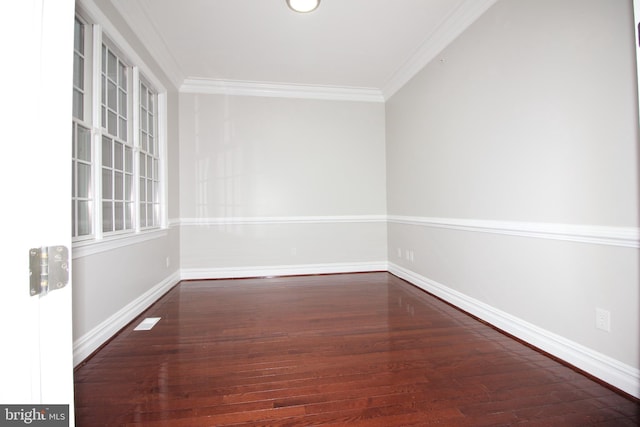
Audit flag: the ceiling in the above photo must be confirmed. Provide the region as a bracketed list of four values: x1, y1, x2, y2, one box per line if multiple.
[111, 0, 497, 100]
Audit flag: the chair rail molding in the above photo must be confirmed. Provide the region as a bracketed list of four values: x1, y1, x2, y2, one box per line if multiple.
[388, 215, 640, 248]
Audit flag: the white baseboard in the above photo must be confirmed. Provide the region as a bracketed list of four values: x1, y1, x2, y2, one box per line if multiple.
[72, 271, 181, 367]
[388, 262, 640, 399]
[180, 261, 389, 281]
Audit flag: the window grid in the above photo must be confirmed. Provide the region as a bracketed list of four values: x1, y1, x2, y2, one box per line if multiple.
[72, 14, 165, 243]
[101, 44, 128, 141]
[101, 43, 134, 234]
[73, 17, 85, 121]
[72, 122, 93, 238]
[72, 17, 93, 239]
[101, 136, 134, 233]
[139, 81, 160, 229]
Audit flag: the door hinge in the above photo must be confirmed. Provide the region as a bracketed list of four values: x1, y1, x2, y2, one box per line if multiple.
[29, 246, 69, 297]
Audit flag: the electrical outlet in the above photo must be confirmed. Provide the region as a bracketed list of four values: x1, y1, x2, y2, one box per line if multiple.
[165, 257, 170, 268]
[595, 308, 611, 332]
[397, 248, 402, 258]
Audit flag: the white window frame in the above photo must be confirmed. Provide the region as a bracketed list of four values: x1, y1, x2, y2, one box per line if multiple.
[73, 1, 168, 259]
[138, 75, 161, 231]
[100, 37, 135, 236]
[72, 14, 95, 241]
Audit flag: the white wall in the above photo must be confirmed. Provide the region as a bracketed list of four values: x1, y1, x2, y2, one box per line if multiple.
[386, 0, 639, 396]
[178, 94, 387, 276]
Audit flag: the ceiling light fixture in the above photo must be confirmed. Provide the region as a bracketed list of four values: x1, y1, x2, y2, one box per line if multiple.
[286, 0, 320, 13]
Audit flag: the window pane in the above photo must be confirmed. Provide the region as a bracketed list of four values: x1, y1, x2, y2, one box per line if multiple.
[153, 204, 160, 227]
[114, 171, 123, 199]
[125, 202, 133, 229]
[102, 45, 107, 73]
[153, 159, 159, 179]
[114, 202, 124, 231]
[107, 80, 117, 110]
[147, 204, 153, 227]
[72, 161, 76, 194]
[125, 147, 132, 173]
[149, 136, 155, 155]
[78, 200, 92, 236]
[77, 163, 91, 198]
[74, 55, 84, 90]
[119, 62, 127, 87]
[102, 202, 113, 232]
[101, 74, 106, 104]
[72, 200, 76, 237]
[101, 106, 106, 130]
[147, 156, 153, 179]
[74, 19, 83, 52]
[139, 177, 146, 201]
[108, 110, 117, 135]
[119, 117, 127, 141]
[140, 204, 146, 228]
[107, 50, 117, 81]
[139, 155, 146, 177]
[147, 180, 153, 204]
[102, 136, 112, 167]
[140, 85, 148, 107]
[119, 89, 127, 116]
[125, 175, 132, 201]
[73, 90, 83, 120]
[140, 133, 147, 152]
[77, 126, 91, 161]
[102, 168, 112, 199]
[141, 109, 147, 132]
[114, 142, 123, 170]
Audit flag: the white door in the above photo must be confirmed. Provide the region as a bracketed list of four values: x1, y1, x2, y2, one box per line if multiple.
[0, 0, 75, 421]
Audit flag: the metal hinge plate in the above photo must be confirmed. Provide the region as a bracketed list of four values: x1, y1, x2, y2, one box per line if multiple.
[29, 246, 69, 297]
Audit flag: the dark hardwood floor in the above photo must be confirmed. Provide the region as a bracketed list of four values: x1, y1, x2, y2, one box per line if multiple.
[74, 273, 639, 426]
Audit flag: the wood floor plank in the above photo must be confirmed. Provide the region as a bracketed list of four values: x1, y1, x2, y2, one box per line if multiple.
[74, 272, 640, 425]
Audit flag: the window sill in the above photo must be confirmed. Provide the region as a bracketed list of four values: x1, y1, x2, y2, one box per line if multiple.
[72, 228, 168, 259]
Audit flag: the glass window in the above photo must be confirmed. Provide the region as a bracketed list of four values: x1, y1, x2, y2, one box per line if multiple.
[72, 13, 165, 243]
[139, 80, 160, 229]
[72, 17, 93, 239]
[72, 18, 85, 121]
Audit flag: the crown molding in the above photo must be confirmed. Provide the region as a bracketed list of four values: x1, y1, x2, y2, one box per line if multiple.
[180, 78, 385, 103]
[381, 0, 498, 100]
[110, 0, 185, 90]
